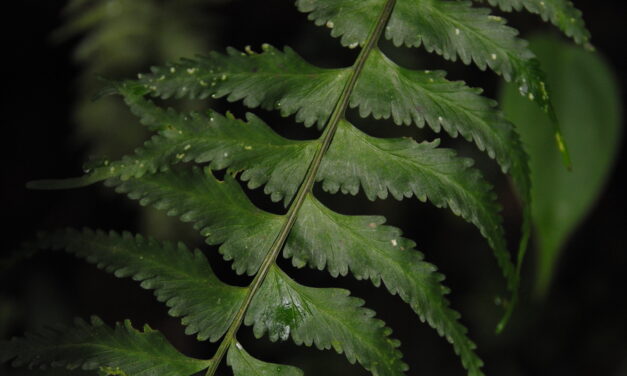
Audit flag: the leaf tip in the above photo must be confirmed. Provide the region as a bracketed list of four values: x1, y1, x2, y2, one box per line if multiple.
[554, 131, 572, 171]
[26, 175, 102, 190]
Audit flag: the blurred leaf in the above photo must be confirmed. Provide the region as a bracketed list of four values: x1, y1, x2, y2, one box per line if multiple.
[500, 34, 622, 295]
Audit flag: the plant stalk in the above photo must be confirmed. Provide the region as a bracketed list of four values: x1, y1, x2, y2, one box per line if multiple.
[204, 1, 396, 374]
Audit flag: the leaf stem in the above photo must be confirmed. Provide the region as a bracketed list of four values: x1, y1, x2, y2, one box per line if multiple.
[204, 1, 396, 374]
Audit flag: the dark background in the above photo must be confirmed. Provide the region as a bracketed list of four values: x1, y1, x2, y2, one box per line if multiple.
[1, 1, 626, 375]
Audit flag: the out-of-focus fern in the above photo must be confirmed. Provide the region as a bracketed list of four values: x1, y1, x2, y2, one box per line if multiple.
[3, 0, 591, 375]
[55, 0, 227, 239]
[55, 0, 224, 156]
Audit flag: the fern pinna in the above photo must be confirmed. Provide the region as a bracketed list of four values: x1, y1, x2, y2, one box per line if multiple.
[2, 0, 590, 375]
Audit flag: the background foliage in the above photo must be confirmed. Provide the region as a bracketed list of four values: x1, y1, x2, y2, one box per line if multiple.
[1, 0, 626, 375]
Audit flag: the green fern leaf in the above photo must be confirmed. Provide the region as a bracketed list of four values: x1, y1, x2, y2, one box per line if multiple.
[0, 316, 211, 376]
[320, 120, 515, 291]
[353, 48, 523, 172]
[26, 228, 246, 342]
[247, 266, 408, 376]
[475, 0, 591, 45]
[139, 45, 350, 128]
[109, 168, 283, 276]
[13, 0, 592, 374]
[296, 0, 533, 79]
[227, 341, 304, 376]
[286, 195, 484, 374]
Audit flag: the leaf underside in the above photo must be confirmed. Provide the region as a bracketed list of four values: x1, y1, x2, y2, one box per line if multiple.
[0, 317, 211, 376]
[10, 0, 593, 374]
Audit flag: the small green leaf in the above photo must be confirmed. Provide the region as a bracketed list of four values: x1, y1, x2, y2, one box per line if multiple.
[475, 0, 591, 45]
[0, 317, 211, 376]
[26, 228, 246, 342]
[354, 48, 524, 176]
[246, 266, 408, 376]
[500, 35, 621, 295]
[109, 168, 284, 275]
[139, 45, 350, 128]
[227, 341, 304, 376]
[295, 0, 384, 48]
[387, 0, 533, 81]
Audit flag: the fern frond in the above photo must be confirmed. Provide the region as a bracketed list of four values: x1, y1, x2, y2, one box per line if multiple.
[109, 168, 284, 276]
[247, 266, 408, 376]
[475, 0, 591, 45]
[0, 316, 211, 376]
[28, 228, 246, 342]
[227, 341, 304, 376]
[287, 196, 484, 374]
[139, 45, 350, 128]
[13, 0, 592, 374]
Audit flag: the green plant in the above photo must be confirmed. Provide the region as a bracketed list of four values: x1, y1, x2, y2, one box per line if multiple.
[499, 34, 621, 296]
[54, 0, 226, 240]
[1, 0, 590, 375]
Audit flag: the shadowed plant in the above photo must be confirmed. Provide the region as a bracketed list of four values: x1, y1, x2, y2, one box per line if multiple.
[1, 0, 591, 375]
